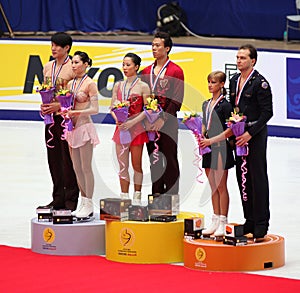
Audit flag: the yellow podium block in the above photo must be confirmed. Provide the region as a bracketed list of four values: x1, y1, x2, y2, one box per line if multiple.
[105, 212, 203, 264]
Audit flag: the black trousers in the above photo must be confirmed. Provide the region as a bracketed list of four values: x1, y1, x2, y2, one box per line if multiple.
[146, 116, 179, 195]
[45, 115, 79, 210]
[235, 126, 270, 235]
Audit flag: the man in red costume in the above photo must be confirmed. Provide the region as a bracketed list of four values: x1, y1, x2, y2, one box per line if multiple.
[141, 31, 184, 195]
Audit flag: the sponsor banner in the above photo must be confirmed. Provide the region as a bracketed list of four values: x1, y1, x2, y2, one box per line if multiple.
[211, 48, 300, 128]
[286, 58, 300, 120]
[0, 40, 211, 115]
[0, 40, 300, 130]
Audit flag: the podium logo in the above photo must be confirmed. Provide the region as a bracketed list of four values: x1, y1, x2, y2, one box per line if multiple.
[120, 227, 135, 248]
[195, 247, 206, 262]
[43, 228, 55, 244]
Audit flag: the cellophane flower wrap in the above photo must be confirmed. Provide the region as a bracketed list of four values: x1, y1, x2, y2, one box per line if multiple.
[143, 96, 162, 141]
[56, 89, 73, 132]
[182, 113, 211, 155]
[226, 111, 248, 201]
[112, 101, 131, 144]
[226, 112, 247, 156]
[36, 82, 55, 125]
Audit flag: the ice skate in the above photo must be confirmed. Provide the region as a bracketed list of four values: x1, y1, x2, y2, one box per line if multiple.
[202, 214, 220, 239]
[71, 197, 85, 216]
[75, 198, 93, 220]
[132, 191, 141, 205]
[214, 215, 227, 241]
[120, 192, 129, 199]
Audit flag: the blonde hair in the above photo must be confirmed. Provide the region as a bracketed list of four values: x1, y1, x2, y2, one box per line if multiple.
[207, 71, 227, 96]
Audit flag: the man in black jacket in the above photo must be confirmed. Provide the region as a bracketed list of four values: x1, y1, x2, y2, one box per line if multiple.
[229, 44, 273, 239]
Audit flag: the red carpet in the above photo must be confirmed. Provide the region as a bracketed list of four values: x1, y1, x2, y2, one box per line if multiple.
[0, 245, 299, 293]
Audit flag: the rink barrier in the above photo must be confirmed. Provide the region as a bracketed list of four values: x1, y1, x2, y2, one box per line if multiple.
[1, 110, 300, 138]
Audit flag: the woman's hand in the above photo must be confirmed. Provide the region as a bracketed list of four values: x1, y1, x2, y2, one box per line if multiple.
[144, 120, 152, 131]
[119, 119, 134, 130]
[66, 109, 74, 118]
[199, 137, 211, 148]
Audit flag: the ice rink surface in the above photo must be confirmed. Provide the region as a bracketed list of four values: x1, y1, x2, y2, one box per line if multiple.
[0, 120, 299, 279]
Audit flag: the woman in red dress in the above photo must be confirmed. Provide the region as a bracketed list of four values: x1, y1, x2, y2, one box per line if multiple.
[110, 53, 150, 205]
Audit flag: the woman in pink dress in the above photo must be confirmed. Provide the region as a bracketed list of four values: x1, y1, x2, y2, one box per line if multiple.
[65, 51, 99, 218]
[110, 53, 150, 205]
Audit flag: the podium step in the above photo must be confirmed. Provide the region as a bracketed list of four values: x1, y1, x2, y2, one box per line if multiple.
[183, 234, 285, 271]
[105, 211, 204, 264]
[31, 216, 106, 256]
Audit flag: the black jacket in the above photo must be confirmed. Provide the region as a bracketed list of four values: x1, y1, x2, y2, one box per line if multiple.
[229, 70, 273, 137]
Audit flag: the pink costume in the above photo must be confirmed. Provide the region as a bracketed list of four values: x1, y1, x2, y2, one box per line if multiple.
[66, 76, 99, 148]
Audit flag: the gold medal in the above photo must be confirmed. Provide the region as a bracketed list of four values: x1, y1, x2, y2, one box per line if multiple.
[234, 106, 240, 114]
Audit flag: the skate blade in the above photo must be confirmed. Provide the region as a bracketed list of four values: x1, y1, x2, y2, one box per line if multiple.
[73, 215, 94, 222]
[201, 234, 215, 240]
[214, 235, 224, 242]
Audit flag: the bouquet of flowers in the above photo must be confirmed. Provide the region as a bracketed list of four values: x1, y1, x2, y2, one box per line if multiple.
[56, 89, 73, 132]
[226, 112, 247, 156]
[143, 96, 162, 165]
[182, 112, 211, 156]
[143, 96, 162, 141]
[226, 111, 248, 201]
[182, 112, 210, 183]
[36, 82, 55, 125]
[111, 101, 131, 144]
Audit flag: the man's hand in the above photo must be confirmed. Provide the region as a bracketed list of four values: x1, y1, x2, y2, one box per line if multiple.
[150, 117, 165, 131]
[41, 102, 60, 115]
[236, 131, 252, 146]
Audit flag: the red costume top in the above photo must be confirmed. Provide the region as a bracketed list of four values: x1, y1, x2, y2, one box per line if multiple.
[141, 58, 184, 195]
[141, 59, 184, 118]
[112, 81, 148, 145]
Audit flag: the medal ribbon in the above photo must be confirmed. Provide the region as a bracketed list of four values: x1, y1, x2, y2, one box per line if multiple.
[122, 77, 139, 101]
[235, 69, 254, 107]
[51, 56, 70, 86]
[205, 94, 224, 130]
[71, 74, 88, 107]
[150, 58, 170, 92]
[71, 74, 88, 96]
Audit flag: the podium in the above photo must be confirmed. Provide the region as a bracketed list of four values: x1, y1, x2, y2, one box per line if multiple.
[105, 211, 204, 264]
[183, 234, 285, 271]
[31, 217, 106, 256]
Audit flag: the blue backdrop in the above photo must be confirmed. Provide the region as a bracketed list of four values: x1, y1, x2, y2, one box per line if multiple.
[0, 0, 297, 40]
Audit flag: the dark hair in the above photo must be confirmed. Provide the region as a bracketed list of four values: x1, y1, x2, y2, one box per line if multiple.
[154, 31, 173, 54]
[51, 32, 72, 53]
[124, 52, 141, 71]
[73, 51, 92, 66]
[239, 44, 257, 66]
[207, 70, 227, 96]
